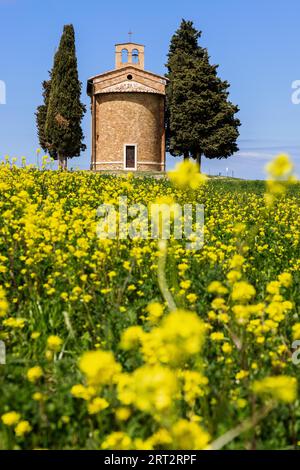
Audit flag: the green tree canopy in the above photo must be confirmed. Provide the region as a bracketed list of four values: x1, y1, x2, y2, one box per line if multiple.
[166, 19, 241, 168]
[37, 24, 86, 169]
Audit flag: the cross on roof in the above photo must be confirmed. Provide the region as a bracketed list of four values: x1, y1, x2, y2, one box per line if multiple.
[128, 30, 133, 42]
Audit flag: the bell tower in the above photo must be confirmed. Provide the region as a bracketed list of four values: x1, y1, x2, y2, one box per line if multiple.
[115, 43, 145, 70]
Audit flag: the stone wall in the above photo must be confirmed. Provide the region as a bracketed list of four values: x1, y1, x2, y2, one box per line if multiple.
[93, 92, 165, 172]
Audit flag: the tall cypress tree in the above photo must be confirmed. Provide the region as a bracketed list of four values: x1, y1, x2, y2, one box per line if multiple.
[45, 25, 86, 169]
[166, 20, 240, 169]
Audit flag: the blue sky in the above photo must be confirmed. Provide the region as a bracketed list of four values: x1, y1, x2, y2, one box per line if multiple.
[1, 0, 300, 179]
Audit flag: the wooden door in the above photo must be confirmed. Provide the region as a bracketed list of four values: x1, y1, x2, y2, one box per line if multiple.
[125, 146, 136, 169]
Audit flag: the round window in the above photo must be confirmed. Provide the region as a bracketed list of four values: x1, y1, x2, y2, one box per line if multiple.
[127, 74, 133, 80]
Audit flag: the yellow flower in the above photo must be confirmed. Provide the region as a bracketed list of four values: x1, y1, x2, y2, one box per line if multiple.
[266, 281, 281, 295]
[252, 375, 297, 403]
[79, 350, 121, 387]
[71, 384, 97, 401]
[264, 155, 296, 206]
[178, 263, 188, 273]
[102, 432, 132, 450]
[278, 272, 292, 288]
[222, 343, 232, 354]
[227, 270, 242, 283]
[2, 411, 21, 426]
[168, 160, 208, 190]
[0, 286, 8, 317]
[149, 428, 172, 448]
[237, 398, 247, 409]
[87, 397, 109, 415]
[15, 420, 32, 437]
[27, 366, 43, 383]
[32, 392, 43, 402]
[140, 310, 205, 366]
[47, 335, 63, 351]
[292, 323, 300, 340]
[181, 370, 208, 404]
[211, 298, 226, 311]
[232, 282, 256, 303]
[127, 284, 136, 292]
[186, 293, 198, 304]
[146, 302, 164, 323]
[31, 331, 41, 340]
[210, 332, 225, 342]
[207, 281, 228, 295]
[229, 255, 245, 270]
[256, 336, 265, 344]
[120, 326, 145, 350]
[235, 370, 249, 381]
[3, 317, 26, 329]
[171, 419, 210, 450]
[118, 365, 178, 414]
[265, 154, 294, 178]
[180, 280, 191, 290]
[115, 407, 131, 421]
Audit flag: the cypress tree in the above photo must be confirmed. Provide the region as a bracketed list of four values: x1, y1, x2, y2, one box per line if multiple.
[166, 20, 240, 169]
[45, 24, 86, 169]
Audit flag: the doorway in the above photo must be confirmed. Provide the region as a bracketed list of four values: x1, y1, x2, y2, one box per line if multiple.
[124, 145, 137, 170]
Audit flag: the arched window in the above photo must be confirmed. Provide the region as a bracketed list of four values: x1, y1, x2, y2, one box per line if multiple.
[121, 49, 128, 63]
[132, 49, 139, 64]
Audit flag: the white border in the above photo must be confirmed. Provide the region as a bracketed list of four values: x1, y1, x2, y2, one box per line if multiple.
[124, 144, 137, 171]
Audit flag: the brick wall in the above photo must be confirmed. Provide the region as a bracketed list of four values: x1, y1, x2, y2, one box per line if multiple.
[93, 92, 165, 172]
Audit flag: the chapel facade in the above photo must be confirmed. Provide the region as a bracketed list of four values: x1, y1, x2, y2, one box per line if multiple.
[87, 43, 167, 172]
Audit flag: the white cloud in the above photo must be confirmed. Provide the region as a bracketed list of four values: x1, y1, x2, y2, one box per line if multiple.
[235, 151, 275, 160]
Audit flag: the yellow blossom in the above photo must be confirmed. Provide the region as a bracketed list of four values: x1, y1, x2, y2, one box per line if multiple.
[2, 411, 21, 426]
[102, 432, 132, 450]
[231, 282, 256, 303]
[31, 331, 41, 340]
[71, 384, 97, 401]
[171, 419, 210, 450]
[115, 407, 131, 421]
[265, 154, 294, 178]
[210, 332, 225, 342]
[146, 302, 164, 323]
[278, 272, 292, 288]
[87, 397, 109, 415]
[292, 323, 300, 340]
[27, 366, 43, 383]
[47, 335, 63, 351]
[252, 376, 297, 403]
[118, 365, 178, 414]
[168, 160, 208, 190]
[79, 350, 121, 387]
[15, 420, 32, 437]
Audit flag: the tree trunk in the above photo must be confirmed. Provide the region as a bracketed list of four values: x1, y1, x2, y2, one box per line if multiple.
[196, 153, 202, 172]
[58, 155, 67, 171]
[183, 151, 189, 161]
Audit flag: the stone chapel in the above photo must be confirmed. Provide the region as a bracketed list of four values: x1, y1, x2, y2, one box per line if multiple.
[87, 42, 167, 172]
